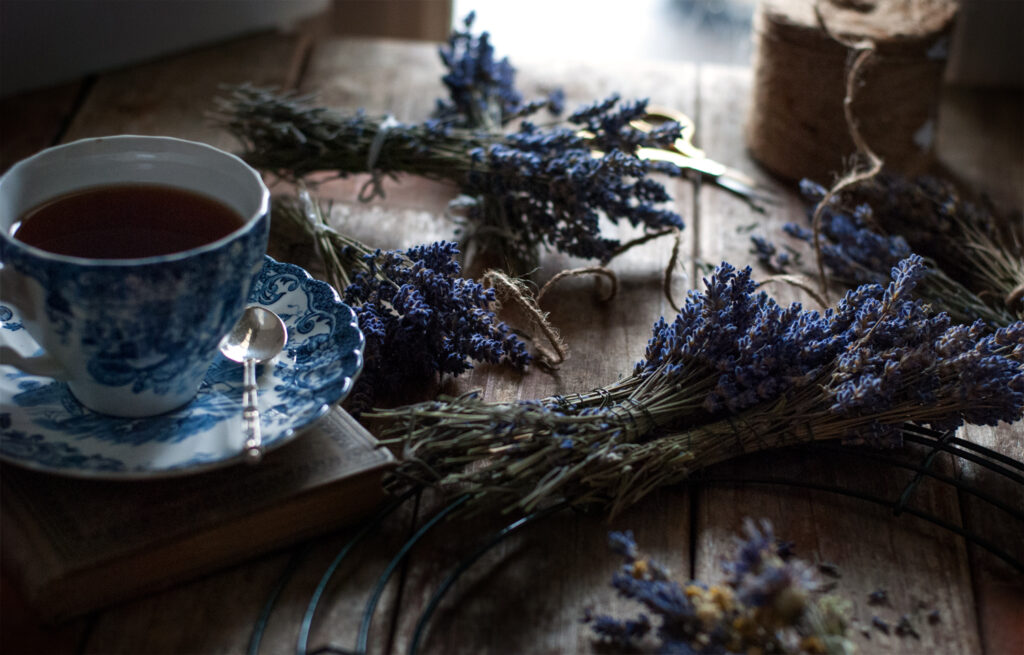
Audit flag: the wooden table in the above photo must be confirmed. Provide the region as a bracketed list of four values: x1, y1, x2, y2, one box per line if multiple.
[2, 30, 1022, 655]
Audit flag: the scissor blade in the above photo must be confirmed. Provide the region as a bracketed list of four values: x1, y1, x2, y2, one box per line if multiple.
[636, 147, 723, 175]
[713, 175, 776, 212]
[636, 148, 775, 210]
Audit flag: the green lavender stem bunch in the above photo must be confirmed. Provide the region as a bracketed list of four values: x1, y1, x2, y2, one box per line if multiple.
[372, 257, 1024, 516]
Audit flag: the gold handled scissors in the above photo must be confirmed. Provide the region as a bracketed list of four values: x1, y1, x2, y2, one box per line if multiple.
[630, 106, 776, 212]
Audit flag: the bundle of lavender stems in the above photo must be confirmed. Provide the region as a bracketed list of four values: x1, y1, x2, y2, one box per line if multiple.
[371, 257, 1024, 516]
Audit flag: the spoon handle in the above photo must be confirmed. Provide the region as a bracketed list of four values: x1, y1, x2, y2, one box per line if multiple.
[242, 357, 263, 464]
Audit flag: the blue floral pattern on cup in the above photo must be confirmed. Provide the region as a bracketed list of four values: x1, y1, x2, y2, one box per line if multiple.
[0, 257, 363, 478]
[0, 217, 268, 408]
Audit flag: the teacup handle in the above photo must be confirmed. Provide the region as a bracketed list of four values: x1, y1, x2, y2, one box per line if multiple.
[0, 345, 68, 378]
[0, 264, 69, 379]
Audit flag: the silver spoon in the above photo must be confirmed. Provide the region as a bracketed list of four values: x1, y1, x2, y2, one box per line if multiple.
[219, 305, 288, 464]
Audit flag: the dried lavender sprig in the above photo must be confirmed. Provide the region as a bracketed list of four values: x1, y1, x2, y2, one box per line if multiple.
[372, 257, 1024, 515]
[845, 174, 1022, 295]
[792, 177, 1022, 326]
[271, 192, 530, 414]
[588, 522, 854, 655]
[214, 84, 684, 273]
[434, 11, 563, 130]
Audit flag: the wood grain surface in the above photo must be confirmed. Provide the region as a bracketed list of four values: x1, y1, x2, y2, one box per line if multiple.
[1, 29, 1021, 655]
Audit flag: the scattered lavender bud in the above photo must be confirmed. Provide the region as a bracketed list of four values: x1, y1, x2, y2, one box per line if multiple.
[895, 614, 920, 639]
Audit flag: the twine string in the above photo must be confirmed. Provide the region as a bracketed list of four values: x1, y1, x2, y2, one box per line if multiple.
[1006, 282, 1024, 310]
[483, 269, 568, 368]
[537, 266, 618, 304]
[808, 3, 884, 299]
[664, 227, 684, 312]
[607, 397, 657, 443]
[358, 115, 400, 202]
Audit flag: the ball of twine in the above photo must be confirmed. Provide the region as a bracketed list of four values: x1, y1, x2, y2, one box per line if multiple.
[745, 0, 959, 183]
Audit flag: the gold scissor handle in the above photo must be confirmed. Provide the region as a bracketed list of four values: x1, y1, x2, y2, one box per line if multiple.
[580, 106, 776, 211]
[631, 105, 706, 160]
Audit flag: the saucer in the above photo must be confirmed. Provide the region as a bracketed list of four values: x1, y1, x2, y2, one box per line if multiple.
[0, 256, 364, 479]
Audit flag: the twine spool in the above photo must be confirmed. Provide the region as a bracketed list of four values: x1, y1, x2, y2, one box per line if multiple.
[745, 0, 959, 182]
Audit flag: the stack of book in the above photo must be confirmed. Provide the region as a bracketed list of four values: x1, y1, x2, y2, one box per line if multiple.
[1, 407, 394, 621]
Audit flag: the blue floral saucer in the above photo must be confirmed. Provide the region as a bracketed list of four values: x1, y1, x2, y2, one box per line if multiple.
[0, 256, 363, 479]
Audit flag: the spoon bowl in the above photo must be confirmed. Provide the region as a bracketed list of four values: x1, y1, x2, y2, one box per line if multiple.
[219, 305, 288, 463]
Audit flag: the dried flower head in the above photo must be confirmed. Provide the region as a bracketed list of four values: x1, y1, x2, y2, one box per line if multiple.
[343, 240, 530, 410]
[587, 521, 854, 654]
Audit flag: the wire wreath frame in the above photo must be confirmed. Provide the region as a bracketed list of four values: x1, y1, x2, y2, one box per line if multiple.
[247, 423, 1023, 655]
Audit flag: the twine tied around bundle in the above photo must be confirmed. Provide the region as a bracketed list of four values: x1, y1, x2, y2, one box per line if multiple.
[359, 115, 401, 202]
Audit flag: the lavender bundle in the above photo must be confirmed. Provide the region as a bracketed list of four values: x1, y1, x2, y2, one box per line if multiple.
[371, 256, 1024, 515]
[758, 176, 1022, 327]
[272, 193, 529, 414]
[215, 14, 685, 274]
[587, 521, 853, 654]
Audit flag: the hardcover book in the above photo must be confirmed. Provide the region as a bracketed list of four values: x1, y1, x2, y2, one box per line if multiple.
[0, 407, 394, 621]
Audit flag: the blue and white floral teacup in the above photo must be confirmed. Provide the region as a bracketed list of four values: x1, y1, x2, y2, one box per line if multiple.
[0, 136, 269, 417]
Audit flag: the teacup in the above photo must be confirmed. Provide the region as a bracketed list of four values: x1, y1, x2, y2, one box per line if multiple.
[0, 135, 269, 417]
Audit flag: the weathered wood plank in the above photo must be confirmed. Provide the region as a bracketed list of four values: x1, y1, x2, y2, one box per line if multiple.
[255, 493, 426, 655]
[958, 421, 1024, 655]
[933, 80, 1023, 655]
[61, 31, 303, 148]
[696, 447, 983, 653]
[387, 489, 691, 655]
[691, 64, 983, 654]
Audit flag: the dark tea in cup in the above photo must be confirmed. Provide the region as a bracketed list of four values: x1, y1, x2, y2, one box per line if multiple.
[12, 183, 245, 259]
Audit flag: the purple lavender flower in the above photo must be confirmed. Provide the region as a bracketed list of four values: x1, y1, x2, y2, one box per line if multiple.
[343, 241, 529, 412]
[461, 130, 684, 265]
[374, 257, 1024, 516]
[220, 19, 688, 274]
[628, 256, 1024, 444]
[723, 519, 818, 612]
[633, 263, 851, 415]
[788, 177, 1020, 327]
[792, 179, 913, 286]
[432, 15, 686, 269]
[750, 234, 797, 273]
[435, 12, 562, 129]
